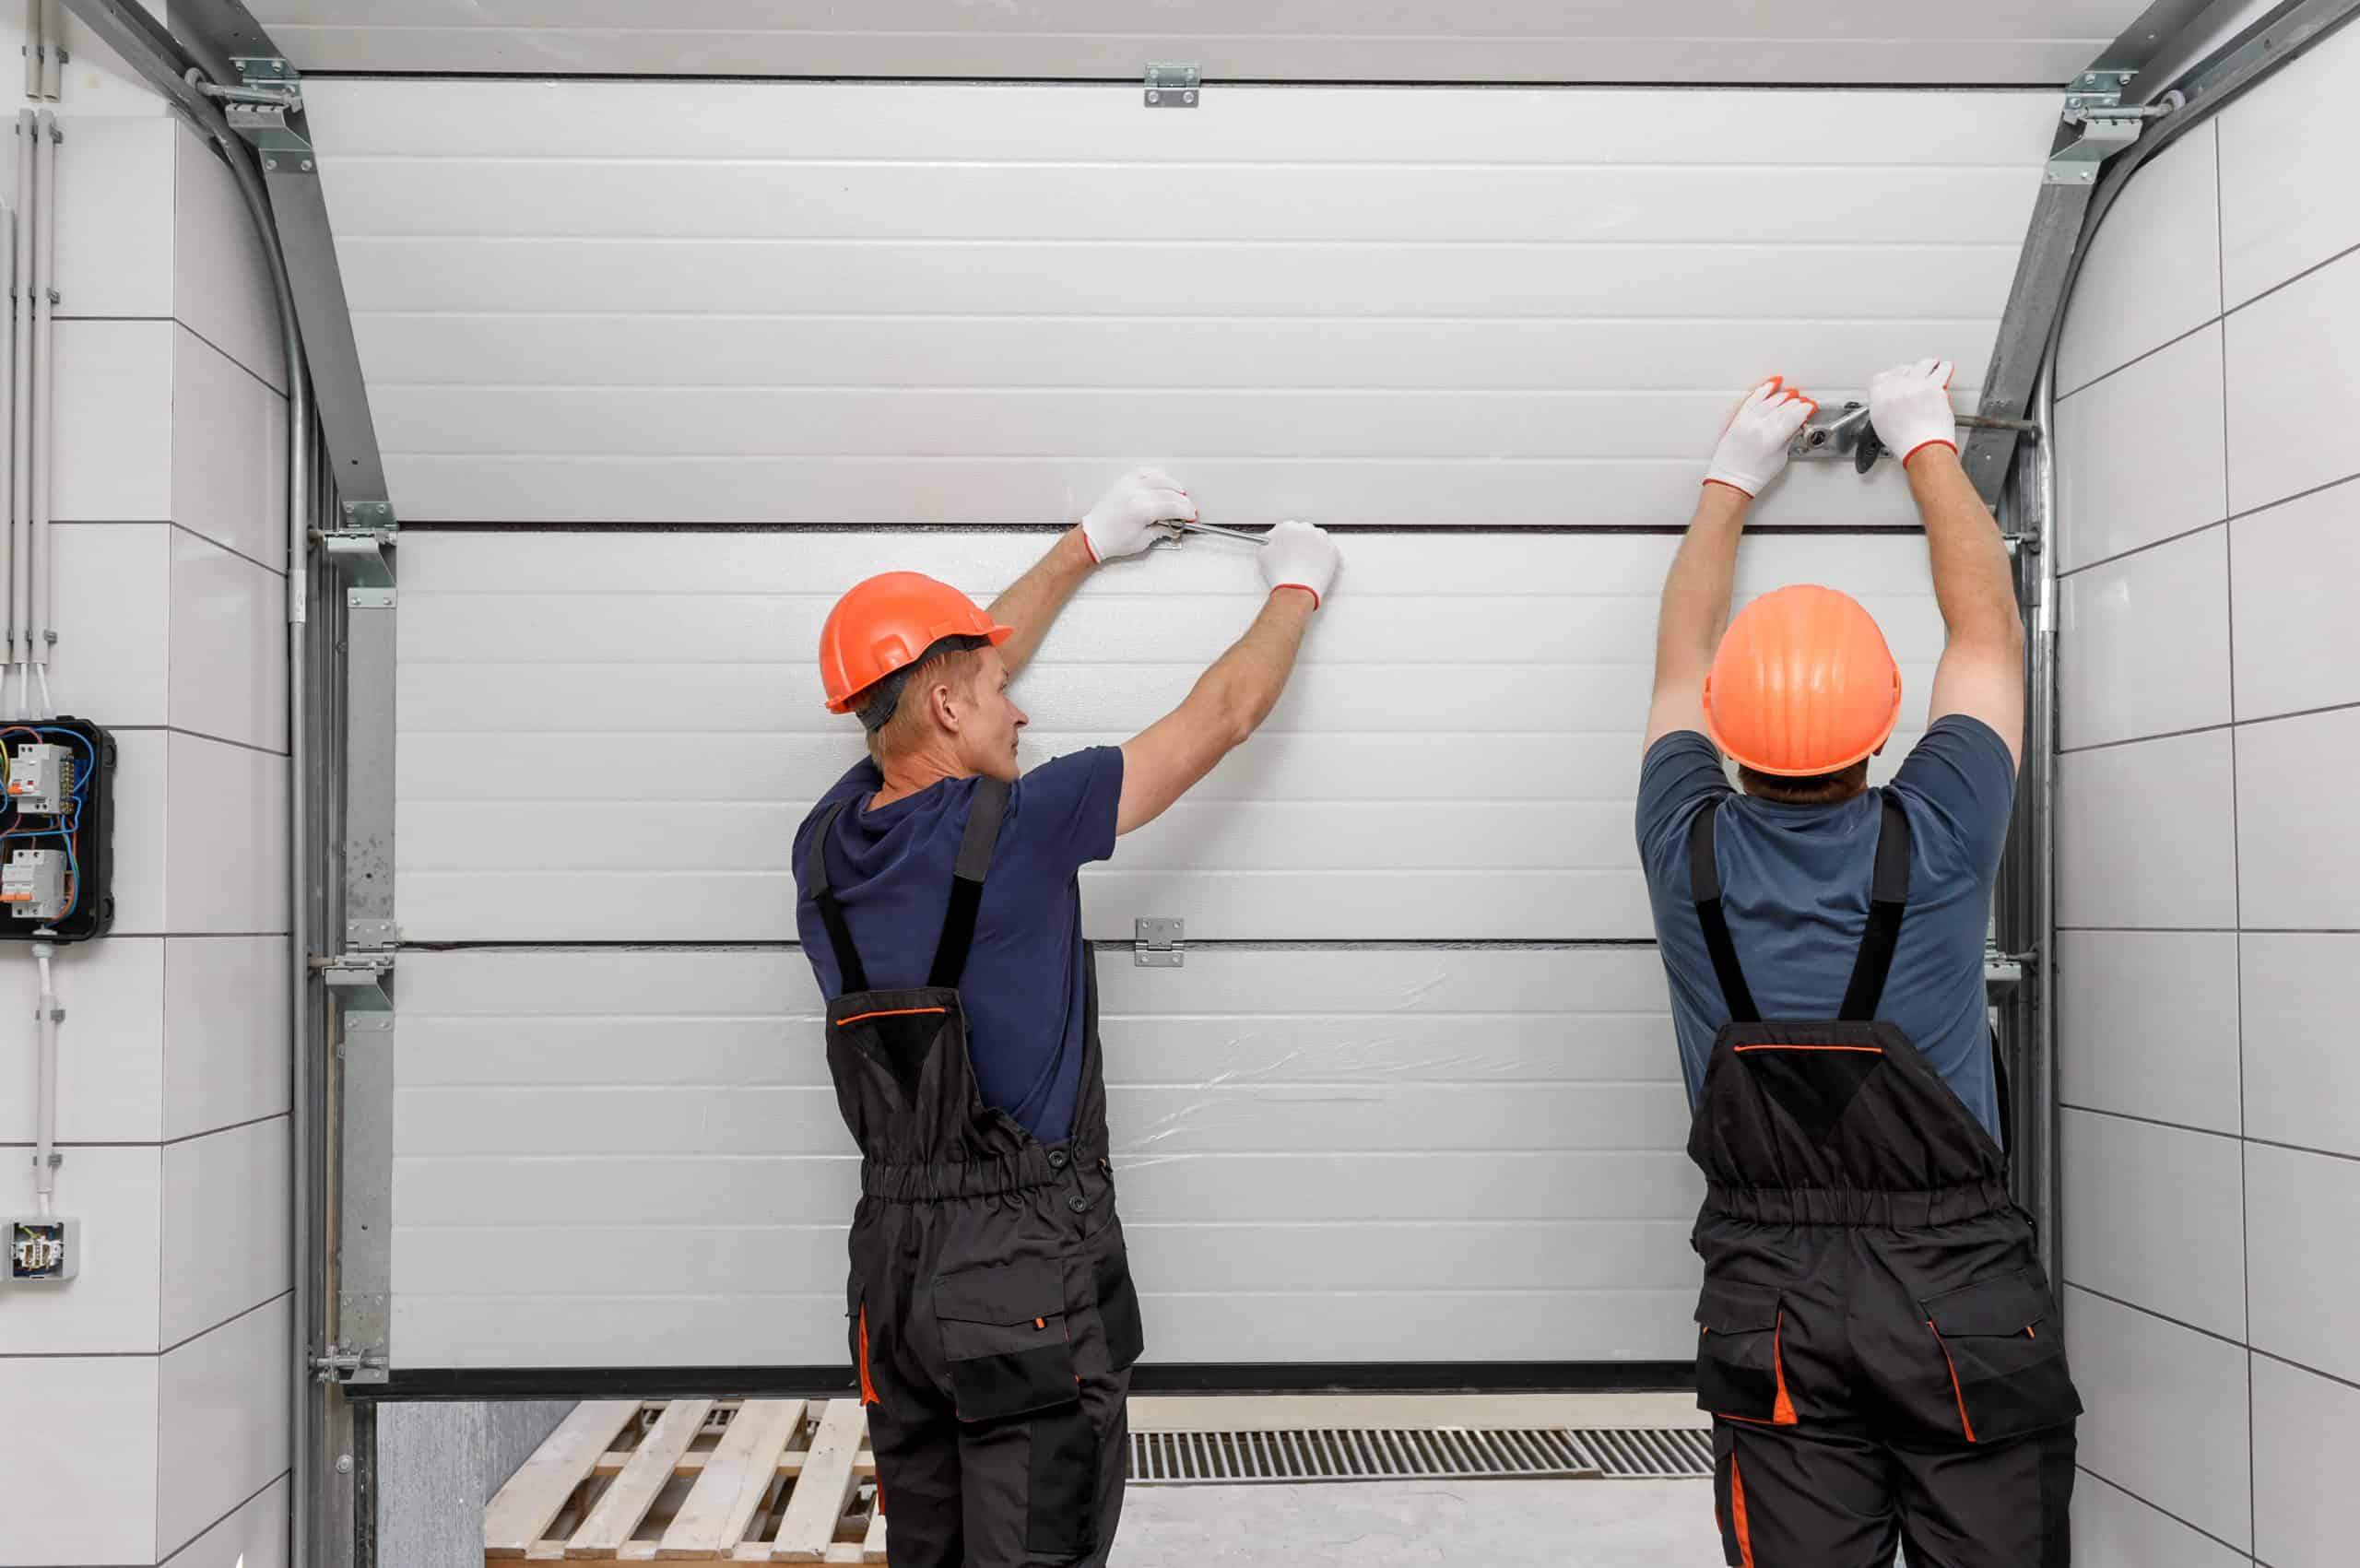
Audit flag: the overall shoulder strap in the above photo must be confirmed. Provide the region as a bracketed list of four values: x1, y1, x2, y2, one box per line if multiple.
[807, 800, 868, 994]
[1687, 797, 1762, 1024]
[927, 775, 1012, 988]
[1837, 794, 1914, 1021]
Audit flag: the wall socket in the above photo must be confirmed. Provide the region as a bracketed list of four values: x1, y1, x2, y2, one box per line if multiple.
[5, 1216, 77, 1282]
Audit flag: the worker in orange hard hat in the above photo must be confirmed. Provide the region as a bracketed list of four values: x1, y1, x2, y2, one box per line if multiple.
[1636, 364, 2080, 1567]
[796, 469, 1340, 1568]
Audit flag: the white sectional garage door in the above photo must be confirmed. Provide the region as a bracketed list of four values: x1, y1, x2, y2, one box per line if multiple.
[312, 77, 2055, 1373]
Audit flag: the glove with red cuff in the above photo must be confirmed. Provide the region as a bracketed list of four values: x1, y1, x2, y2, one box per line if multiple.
[1704, 376, 1819, 499]
[1868, 359, 1962, 468]
[1259, 520, 1339, 609]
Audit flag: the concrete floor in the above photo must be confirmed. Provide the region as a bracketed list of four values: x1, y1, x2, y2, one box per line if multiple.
[1121, 1480, 1719, 1566]
[1115, 1393, 1719, 1566]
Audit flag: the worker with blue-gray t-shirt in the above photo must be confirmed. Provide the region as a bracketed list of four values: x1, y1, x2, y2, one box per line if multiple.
[1638, 365, 2080, 1568]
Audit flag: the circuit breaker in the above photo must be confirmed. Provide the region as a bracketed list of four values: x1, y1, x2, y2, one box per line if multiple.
[6, 741, 72, 814]
[0, 717, 113, 942]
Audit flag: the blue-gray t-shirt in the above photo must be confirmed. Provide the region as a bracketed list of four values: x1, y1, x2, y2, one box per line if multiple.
[1635, 717, 2016, 1145]
[793, 748, 1124, 1147]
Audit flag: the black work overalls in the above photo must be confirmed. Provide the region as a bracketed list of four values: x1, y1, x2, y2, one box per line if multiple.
[1685, 795, 2083, 1568]
[808, 778, 1146, 1568]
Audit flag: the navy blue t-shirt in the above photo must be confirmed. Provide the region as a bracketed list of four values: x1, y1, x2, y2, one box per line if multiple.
[793, 748, 1124, 1147]
[1635, 717, 2016, 1144]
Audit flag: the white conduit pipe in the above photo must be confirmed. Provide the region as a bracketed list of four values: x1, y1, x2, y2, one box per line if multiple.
[39, 0, 61, 101]
[30, 938, 56, 1215]
[19, 1, 38, 102]
[0, 201, 15, 682]
[30, 111, 55, 690]
[10, 114, 30, 692]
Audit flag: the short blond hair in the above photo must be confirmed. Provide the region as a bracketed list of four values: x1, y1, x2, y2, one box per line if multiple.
[859, 644, 985, 763]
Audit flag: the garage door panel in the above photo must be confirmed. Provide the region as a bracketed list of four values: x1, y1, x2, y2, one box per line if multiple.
[396, 532, 1943, 940]
[389, 947, 1707, 1367]
[385, 452, 1932, 528]
[310, 79, 2051, 168]
[358, 314, 1998, 396]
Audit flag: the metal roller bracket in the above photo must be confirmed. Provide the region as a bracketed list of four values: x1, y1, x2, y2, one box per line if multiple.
[1788, 403, 2039, 471]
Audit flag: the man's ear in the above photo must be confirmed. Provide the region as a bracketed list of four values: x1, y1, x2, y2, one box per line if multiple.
[926, 679, 961, 734]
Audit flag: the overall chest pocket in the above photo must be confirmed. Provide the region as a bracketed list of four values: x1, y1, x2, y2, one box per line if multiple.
[1693, 1279, 1796, 1424]
[934, 1258, 1079, 1422]
[1922, 1269, 2082, 1444]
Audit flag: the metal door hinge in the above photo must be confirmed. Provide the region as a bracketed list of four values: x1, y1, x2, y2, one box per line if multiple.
[1145, 64, 1199, 108]
[1135, 916, 1185, 967]
[313, 1338, 388, 1385]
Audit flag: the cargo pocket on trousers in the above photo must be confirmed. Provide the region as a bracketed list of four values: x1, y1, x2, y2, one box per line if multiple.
[1092, 1244, 1146, 1373]
[1693, 1279, 1797, 1425]
[934, 1258, 1080, 1422]
[1921, 1269, 2083, 1444]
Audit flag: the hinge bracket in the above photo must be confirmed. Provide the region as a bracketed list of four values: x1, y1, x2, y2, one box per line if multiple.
[1134, 916, 1185, 967]
[224, 56, 313, 168]
[2046, 70, 2160, 185]
[1145, 63, 1199, 109]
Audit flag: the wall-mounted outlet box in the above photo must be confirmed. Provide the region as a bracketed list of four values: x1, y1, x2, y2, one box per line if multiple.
[5, 1216, 77, 1282]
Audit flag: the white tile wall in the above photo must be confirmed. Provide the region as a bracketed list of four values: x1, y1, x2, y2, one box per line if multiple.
[2057, 124, 2222, 395]
[2238, 933, 2360, 1157]
[0, 1143, 160, 1354]
[2058, 33, 2360, 1559]
[2228, 477, 2360, 722]
[162, 1477, 289, 1568]
[162, 936, 292, 1142]
[51, 115, 174, 319]
[2217, 14, 2360, 308]
[2059, 525, 2231, 751]
[2251, 1352, 2358, 1568]
[155, 1297, 293, 1562]
[2067, 1286, 2253, 1552]
[2057, 930, 2240, 1135]
[0, 1354, 159, 1565]
[163, 731, 289, 935]
[2241, 1143, 2360, 1387]
[160, 1118, 291, 1349]
[2224, 248, 2360, 516]
[52, 318, 173, 522]
[0, 934, 163, 1143]
[2059, 1110, 2246, 1340]
[167, 526, 289, 753]
[170, 324, 289, 571]
[111, 726, 169, 936]
[2073, 1474, 2251, 1568]
[2057, 729, 2237, 930]
[2235, 705, 2360, 931]
[2054, 322, 2227, 573]
[171, 124, 287, 394]
[52, 523, 170, 724]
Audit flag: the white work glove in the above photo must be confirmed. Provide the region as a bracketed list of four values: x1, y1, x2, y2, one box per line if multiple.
[1704, 376, 1819, 499]
[1868, 359, 1962, 467]
[1080, 466, 1197, 562]
[1259, 519, 1339, 609]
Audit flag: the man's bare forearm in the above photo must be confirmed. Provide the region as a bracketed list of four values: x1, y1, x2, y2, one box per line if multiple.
[1657, 483, 1752, 678]
[1190, 588, 1316, 745]
[1905, 450, 2021, 649]
[986, 526, 1097, 678]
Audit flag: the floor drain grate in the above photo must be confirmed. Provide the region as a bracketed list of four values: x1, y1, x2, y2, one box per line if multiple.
[1570, 1427, 1716, 1479]
[1127, 1428, 1601, 1485]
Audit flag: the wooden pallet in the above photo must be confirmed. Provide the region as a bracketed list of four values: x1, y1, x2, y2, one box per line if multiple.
[485, 1398, 887, 1563]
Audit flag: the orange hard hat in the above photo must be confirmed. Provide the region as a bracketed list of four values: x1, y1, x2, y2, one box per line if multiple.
[819, 572, 1013, 719]
[1702, 584, 1903, 777]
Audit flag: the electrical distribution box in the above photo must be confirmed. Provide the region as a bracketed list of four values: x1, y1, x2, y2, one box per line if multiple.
[0, 717, 113, 942]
